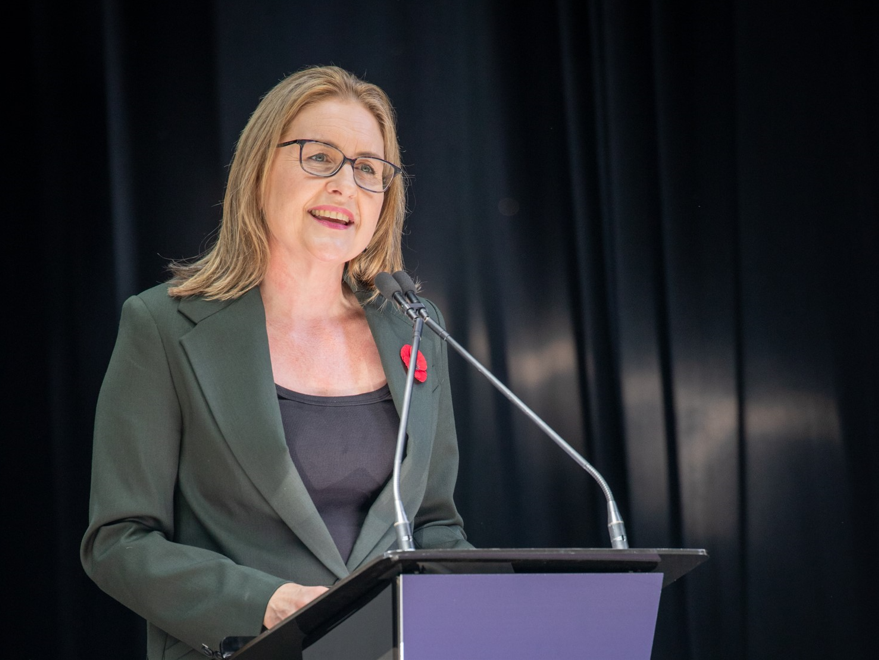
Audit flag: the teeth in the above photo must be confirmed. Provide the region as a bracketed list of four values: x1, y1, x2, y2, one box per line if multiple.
[311, 209, 351, 223]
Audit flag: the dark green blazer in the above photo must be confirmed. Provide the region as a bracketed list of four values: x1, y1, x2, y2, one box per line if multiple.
[80, 284, 469, 660]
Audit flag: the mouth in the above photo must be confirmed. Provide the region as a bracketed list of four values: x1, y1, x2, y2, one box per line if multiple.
[309, 207, 354, 229]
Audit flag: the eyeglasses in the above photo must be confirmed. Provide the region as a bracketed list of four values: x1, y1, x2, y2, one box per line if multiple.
[276, 139, 402, 193]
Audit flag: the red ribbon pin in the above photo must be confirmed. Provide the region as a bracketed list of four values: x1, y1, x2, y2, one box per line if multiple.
[400, 345, 428, 383]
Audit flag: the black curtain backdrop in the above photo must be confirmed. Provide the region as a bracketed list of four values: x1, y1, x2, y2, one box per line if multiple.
[7, 0, 877, 658]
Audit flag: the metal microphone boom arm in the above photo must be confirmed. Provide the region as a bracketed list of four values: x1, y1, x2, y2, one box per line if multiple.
[389, 271, 628, 550]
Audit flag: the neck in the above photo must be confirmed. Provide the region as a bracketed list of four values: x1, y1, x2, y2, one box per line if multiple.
[260, 253, 357, 323]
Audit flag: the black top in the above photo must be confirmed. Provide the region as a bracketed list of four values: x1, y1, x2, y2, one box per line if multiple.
[275, 383, 398, 562]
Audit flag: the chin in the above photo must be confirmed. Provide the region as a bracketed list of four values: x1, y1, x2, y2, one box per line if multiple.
[305, 241, 365, 266]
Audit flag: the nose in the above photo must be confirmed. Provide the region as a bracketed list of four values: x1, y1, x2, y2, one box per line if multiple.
[326, 162, 358, 196]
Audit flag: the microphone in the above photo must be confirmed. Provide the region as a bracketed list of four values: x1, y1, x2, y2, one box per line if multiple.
[391, 271, 427, 315]
[373, 272, 424, 551]
[386, 270, 629, 550]
[375, 272, 425, 321]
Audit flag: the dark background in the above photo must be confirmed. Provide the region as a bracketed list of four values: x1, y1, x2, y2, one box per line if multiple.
[6, 0, 877, 658]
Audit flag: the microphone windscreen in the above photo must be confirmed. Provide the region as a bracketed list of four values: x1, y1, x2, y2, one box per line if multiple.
[374, 272, 402, 299]
[392, 270, 418, 294]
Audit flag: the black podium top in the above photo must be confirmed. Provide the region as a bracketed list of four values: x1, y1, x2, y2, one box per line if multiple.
[231, 548, 707, 659]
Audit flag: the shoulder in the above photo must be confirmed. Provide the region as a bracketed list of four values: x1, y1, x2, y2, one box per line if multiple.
[130, 282, 177, 313]
[115, 283, 181, 334]
[115, 284, 216, 348]
[124, 282, 249, 329]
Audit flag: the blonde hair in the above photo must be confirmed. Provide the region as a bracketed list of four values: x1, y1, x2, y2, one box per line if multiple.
[168, 66, 406, 300]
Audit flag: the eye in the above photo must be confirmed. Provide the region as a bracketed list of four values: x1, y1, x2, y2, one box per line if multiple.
[300, 143, 341, 174]
[357, 161, 378, 175]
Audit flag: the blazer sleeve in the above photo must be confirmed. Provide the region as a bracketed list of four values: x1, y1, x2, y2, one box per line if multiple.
[411, 300, 473, 550]
[80, 295, 287, 652]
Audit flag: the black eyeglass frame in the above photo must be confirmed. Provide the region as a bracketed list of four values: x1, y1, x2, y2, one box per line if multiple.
[276, 139, 402, 193]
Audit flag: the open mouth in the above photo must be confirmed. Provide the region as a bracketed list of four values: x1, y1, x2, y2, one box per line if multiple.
[309, 209, 353, 227]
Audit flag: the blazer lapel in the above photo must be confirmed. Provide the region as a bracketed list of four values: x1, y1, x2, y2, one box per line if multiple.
[178, 288, 349, 580]
[345, 301, 441, 570]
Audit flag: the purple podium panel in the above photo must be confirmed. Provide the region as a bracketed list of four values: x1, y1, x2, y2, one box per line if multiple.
[400, 573, 663, 660]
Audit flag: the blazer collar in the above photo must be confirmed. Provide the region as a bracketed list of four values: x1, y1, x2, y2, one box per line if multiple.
[177, 287, 440, 579]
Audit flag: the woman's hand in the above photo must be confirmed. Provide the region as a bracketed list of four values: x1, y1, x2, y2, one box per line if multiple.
[264, 583, 329, 629]
[262, 582, 327, 628]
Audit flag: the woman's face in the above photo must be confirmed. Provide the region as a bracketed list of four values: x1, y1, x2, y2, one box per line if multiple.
[263, 98, 386, 270]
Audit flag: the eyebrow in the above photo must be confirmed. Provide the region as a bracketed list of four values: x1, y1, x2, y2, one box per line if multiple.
[316, 138, 384, 160]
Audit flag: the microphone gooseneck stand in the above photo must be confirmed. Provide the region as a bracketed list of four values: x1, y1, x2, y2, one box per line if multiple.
[374, 272, 426, 551]
[383, 270, 629, 550]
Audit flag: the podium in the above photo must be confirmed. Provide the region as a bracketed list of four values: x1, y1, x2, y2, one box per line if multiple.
[229, 548, 707, 660]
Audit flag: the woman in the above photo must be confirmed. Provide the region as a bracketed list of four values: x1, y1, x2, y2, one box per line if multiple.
[81, 66, 469, 659]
